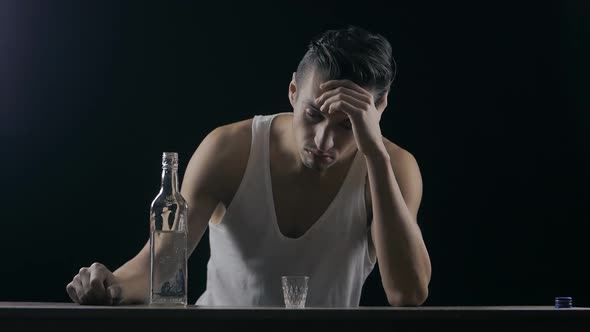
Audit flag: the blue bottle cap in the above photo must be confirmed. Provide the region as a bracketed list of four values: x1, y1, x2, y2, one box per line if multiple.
[555, 296, 573, 308]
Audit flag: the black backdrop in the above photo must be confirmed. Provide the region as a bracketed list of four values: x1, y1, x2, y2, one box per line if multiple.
[1, 0, 588, 307]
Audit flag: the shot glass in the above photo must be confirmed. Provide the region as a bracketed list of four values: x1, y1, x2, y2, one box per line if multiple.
[281, 276, 309, 309]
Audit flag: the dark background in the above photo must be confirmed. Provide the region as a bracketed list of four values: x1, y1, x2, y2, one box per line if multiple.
[1, 0, 588, 306]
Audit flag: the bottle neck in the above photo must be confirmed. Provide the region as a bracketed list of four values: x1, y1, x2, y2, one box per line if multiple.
[160, 167, 179, 195]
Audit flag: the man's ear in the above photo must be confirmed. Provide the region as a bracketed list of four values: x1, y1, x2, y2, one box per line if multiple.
[375, 90, 389, 113]
[288, 72, 297, 108]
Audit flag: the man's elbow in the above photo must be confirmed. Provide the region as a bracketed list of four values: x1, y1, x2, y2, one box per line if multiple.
[386, 287, 429, 307]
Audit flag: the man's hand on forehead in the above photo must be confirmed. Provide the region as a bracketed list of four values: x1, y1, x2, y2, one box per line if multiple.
[315, 79, 378, 117]
[315, 80, 378, 114]
[313, 79, 387, 157]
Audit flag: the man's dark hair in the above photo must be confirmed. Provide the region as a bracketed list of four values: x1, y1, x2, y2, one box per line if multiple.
[295, 25, 397, 102]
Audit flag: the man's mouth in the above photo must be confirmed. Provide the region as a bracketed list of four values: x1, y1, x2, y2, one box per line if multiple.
[305, 148, 334, 161]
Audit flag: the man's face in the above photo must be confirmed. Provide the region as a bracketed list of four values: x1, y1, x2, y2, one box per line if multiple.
[289, 69, 359, 173]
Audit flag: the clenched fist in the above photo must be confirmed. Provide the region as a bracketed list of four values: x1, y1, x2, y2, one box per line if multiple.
[66, 262, 123, 305]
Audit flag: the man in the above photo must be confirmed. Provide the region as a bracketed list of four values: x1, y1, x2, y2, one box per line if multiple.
[66, 25, 431, 307]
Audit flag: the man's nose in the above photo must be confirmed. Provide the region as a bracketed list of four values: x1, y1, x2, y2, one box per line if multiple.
[314, 124, 334, 152]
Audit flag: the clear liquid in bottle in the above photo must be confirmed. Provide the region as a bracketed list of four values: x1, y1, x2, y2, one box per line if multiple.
[149, 152, 188, 306]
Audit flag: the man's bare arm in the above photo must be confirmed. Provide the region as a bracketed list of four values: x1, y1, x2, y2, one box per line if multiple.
[68, 123, 246, 305]
[368, 146, 431, 306]
[113, 127, 235, 304]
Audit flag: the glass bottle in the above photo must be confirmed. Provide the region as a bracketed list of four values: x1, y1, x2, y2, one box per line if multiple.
[149, 152, 189, 306]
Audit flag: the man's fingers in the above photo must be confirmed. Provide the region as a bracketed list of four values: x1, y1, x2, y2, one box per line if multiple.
[316, 86, 371, 106]
[68, 263, 118, 305]
[66, 281, 80, 304]
[320, 93, 367, 113]
[98, 263, 122, 305]
[79, 267, 103, 304]
[326, 100, 360, 117]
[73, 275, 86, 304]
[102, 266, 120, 287]
[78, 268, 93, 303]
[88, 265, 107, 303]
[106, 285, 122, 305]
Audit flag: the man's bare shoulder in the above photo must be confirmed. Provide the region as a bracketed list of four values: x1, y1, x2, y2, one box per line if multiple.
[195, 118, 253, 172]
[183, 117, 253, 203]
[381, 137, 423, 219]
[381, 137, 417, 169]
[207, 118, 253, 147]
[199, 119, 252, 156]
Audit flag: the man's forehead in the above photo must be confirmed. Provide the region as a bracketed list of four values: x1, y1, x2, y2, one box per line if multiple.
[300, 70, 327, 93]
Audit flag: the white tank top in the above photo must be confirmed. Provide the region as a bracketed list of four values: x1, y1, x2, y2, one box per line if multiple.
[195, 113, 376, 307]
